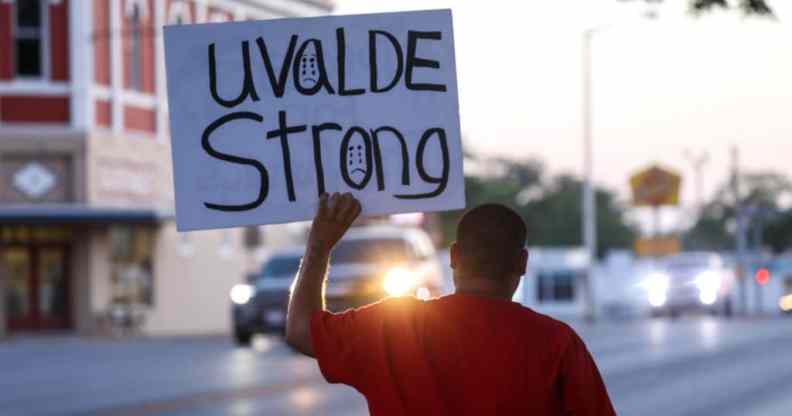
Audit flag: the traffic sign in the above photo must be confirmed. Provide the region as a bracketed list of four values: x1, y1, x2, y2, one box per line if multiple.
[629, 165, 681, 207]
[634, 237, 681, 257]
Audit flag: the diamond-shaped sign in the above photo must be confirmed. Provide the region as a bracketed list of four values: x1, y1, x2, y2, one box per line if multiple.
[14, 162, 56, 199]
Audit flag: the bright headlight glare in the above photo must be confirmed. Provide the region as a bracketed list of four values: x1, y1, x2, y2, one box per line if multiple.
[642, 273, 669, 308]
[695, 271, 721, 293]
[230, 284, 254, 305]
[699, 290, 717, 305]
[779, 295, 792, 312]
[648, 289, 667, 307]
[383, 267, 417, 297]
[643, 273, 670, 293]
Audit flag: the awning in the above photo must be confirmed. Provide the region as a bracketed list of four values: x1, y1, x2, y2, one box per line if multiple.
[0, 205, 173, 225]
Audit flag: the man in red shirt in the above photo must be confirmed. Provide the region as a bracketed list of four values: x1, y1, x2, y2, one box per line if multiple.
[286, 193, 616, 415]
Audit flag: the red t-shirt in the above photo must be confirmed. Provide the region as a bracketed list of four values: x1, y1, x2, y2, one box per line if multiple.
[311, 293, 616, 415]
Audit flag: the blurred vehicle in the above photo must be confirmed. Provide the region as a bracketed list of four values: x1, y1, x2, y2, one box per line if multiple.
[779, 275, 792, 314]
[229, 225, 442, 346]
[323, 225, 443, 312]
[230, 247, 302, 345]
[640, 252, 734, 318]
[780, 294, 792, 314]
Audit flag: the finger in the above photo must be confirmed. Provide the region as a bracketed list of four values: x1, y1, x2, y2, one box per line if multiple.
[317, 193, 329, 219]
[327, 192, 340, 215]
[335, 193, 354, 222]
[346, 198, 362, 224]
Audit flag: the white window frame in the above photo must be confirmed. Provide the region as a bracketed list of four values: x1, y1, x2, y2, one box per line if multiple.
[167, 0, 192, 25]
[126, 1, 144, 92]
[11, 0, 50, 80]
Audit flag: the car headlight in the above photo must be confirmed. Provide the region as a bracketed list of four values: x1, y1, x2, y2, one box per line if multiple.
[695, 271, 721, 294]
[383, 267, 418, 297]
[643, 272, 670, 293]
[779, 294, 792, 312]
[642, 273, 669, 308]
[230, 284, 254, 305]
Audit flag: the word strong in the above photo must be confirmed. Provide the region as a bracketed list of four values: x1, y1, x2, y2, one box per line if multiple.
[165, 10, 464, 231]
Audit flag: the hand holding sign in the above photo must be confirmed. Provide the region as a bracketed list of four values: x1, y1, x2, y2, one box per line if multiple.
[307, 193, 362, 255]
[164, 10, 464, 231]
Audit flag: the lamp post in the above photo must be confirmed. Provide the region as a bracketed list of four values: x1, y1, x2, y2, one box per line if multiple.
[581, 27, 599, 323]
[580, 6, 656, 321]
[683, 149, 710, 219]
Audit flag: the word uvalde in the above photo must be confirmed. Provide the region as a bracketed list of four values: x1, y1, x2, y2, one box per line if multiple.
[209, 27, 447, 106]
[202, 110, 449, 212]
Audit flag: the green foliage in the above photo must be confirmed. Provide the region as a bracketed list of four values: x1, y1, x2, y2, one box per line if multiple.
[685, 171, 792, 253]
[439, 156, 637, 257]
[625, 0, 774, 16]
[685, 201, 735, 250]
[763, 210, 792, 253]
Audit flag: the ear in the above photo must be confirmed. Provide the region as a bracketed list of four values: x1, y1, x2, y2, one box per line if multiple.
[517, 248, 528, 276]
[449, 242, 459, 270]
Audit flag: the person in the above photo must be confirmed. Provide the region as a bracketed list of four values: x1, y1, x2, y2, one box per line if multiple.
[286, 192, 616, 415]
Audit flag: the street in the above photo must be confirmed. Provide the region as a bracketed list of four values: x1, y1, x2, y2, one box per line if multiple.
[2, 316, 791, 416]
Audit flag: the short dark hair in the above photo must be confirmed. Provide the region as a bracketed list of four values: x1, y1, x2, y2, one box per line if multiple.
[456, 204, 527, 279]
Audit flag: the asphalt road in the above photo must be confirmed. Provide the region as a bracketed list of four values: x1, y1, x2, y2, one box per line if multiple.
[2, 316, 791, 416]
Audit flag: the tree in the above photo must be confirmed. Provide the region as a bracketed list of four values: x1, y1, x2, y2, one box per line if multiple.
[623, 0, 774, 16]
[439, 156, 637, 257]
[686, 171, 792, 253]
[763, 210, 792, 253]
[522, 174, 637, 257]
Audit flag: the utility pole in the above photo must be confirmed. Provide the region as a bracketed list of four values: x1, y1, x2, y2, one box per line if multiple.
[732, 145, 748, 316]
[579, 6, 656, 323]
[683, 149, 709, 219]
[752, 219, 764, 315]
[581, 28, 597, 323]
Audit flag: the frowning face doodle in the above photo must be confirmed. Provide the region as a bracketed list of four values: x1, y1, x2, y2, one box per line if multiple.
[348, 144, 366, 177]
[298, 44, 318, 88]
[339, 128, 373, 190]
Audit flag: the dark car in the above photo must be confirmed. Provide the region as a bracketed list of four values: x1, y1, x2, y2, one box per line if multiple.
[230, 226, 443, 346]
[230, 248, 302, 345]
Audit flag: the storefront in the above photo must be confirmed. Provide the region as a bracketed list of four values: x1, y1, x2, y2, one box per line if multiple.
[0, 0, 333, 337]
[0, 207, 161, 335]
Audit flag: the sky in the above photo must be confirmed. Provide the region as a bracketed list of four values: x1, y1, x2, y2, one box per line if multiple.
[335, 0, 792, 234]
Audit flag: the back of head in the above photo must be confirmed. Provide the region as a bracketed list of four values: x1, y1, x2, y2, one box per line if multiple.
[455, 204, 527, 280]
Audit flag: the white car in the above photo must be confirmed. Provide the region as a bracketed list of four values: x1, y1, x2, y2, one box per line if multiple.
[323, 225, 443, 311]
[642, 252, 735, 318]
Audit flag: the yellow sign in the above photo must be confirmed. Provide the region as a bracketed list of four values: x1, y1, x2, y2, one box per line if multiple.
[629, 165, 681, 207]
[634, 237, 681, 257]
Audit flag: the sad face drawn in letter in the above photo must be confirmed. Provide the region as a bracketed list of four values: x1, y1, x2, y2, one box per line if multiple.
[298, 43, 319, 88]
[340, 128, 373, 190]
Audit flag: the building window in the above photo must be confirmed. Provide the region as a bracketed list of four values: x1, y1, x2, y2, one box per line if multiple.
[167, 0, 191, 25]
[14, 0, 46, 77]
[536, 271, 576, 303]
[110, 226, 155, 306]
[127, 3, 143, 91]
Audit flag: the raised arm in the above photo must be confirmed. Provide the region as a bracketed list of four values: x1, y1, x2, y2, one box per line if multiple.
[286, 192, 361, 356]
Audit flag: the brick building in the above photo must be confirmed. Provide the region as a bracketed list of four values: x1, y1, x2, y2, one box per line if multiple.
[0, 0, 332, 336]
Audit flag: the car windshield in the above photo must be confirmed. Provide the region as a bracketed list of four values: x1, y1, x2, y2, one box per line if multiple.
[666, 256, 719, 272]
[260, 255, 301, 278]
[331, 238, 410, 265]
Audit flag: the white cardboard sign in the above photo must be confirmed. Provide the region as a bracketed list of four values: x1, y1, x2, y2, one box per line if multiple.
[164, 10, 464, 231]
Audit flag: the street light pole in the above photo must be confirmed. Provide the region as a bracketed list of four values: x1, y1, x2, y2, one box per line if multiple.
[683, 149, 710, 219]
[580, 7, 655, 322]
[581, 28, 597, 322]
